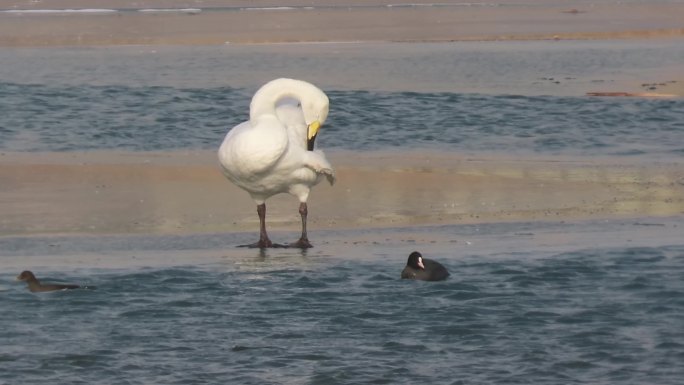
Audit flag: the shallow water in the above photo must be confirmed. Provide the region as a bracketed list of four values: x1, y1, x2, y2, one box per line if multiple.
[2, 220, 684, 384]
[1, 82, 683, 158]
[2, 41, 683, 93]
[1, 41, 683, 158]
[2, 242, 684, 384]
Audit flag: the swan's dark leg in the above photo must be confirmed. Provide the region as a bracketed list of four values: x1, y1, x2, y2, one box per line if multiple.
[290, 202, 313, 249]
[239, 203, 286, 248]
[256, 203, 272, 247]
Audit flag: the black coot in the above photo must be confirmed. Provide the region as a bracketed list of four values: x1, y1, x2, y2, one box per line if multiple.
[401, 251, 449, 281]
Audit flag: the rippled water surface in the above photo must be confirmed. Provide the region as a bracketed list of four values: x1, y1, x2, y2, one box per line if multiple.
[2, 239, 684, 384]
[1, 40, 683, 157]
[1, 83, 683, 157]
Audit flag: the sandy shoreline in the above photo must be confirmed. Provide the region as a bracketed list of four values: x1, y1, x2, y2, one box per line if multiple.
[1, 150, 682, 237]
[1, 1, 683, 46]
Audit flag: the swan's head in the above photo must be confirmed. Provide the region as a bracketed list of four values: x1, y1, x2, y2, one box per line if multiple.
[301, 90, 329, 151]
[249, 78, 330, 151]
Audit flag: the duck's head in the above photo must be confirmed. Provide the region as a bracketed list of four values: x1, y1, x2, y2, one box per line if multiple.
[407, 251, 425, 270]
[17, 270, 37, 281]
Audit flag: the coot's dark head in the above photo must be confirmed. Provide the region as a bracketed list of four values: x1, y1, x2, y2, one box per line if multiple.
[406, 251, 425, 270]
[17, 271, 37, 282]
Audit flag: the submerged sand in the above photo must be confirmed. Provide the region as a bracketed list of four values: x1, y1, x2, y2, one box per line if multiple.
[1, 150, 682, 237]
[1, 0, 683, 97]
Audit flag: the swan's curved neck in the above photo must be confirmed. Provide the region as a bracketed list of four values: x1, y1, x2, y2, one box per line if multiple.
[249, 78, 309, 122]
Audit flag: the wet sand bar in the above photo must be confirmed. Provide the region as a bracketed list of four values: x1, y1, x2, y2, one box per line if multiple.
[1, 150, 682, 237]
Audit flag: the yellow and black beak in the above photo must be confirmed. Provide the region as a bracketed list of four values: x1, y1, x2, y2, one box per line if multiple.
[307, 121, 321, 151]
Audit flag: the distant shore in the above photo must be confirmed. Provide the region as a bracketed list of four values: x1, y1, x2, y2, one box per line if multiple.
[1, 0, 683, 47]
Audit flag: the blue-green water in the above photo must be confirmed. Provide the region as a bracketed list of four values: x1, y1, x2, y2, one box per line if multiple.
[7, 256, 684, 384]
[1, 222, 684, 384]
[1, 83, 684, 157]
[1, 40, 684, 158]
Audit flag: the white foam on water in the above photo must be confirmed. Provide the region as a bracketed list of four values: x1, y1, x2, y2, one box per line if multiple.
[2, 9, 119, 15]
[138, 8, 202, 14]
[241, 7, 299, 11]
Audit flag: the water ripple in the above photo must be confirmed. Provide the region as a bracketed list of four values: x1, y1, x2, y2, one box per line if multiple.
[1, 82, 683, 158]
[2, 245, 684, 384]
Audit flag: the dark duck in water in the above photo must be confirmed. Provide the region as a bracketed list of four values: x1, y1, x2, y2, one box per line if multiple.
[17, 270, 88, 293]
[401, 251, 450, 281]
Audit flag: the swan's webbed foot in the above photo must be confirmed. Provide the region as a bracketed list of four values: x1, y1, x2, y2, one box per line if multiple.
[238, 240, 290, 249]
[289, 238, 313, 249]
[237, 239, 271, 248]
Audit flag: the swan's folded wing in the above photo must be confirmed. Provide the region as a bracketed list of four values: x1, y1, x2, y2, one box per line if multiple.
[219, 119, 289, 177]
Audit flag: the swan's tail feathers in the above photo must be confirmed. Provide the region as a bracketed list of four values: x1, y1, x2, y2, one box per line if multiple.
[305, 151, 335, 185]
[320, 168, 336, 186]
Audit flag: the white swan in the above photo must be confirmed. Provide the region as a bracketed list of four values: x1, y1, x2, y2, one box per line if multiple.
[218, 78, 335, 248]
